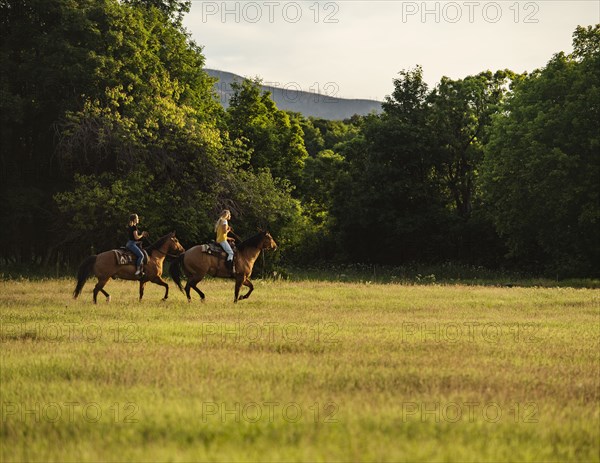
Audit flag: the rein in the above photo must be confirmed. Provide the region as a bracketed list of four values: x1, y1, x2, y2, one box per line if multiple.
[142, 234, 182, 259]
[150, 247, 181, 259]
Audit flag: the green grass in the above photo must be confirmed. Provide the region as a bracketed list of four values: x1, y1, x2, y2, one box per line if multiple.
[1, 278, 598, 462]
[3, 261, 599, 289]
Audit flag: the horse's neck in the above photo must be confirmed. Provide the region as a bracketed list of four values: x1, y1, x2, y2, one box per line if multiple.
[240, 246, 262, 267]
[150, 245, 169, 262]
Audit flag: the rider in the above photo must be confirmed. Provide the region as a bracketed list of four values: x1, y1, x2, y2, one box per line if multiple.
[126, 214, 148, 277]
[215, 209, 234, 273]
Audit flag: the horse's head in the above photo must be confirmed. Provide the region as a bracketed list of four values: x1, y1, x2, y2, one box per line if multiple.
[261, 231, 277, 251]
[167, 231, 186, 255]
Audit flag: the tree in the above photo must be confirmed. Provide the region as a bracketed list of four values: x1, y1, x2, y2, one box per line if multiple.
[226, 79, 308, 183]
[1, 0, 116, 263]
[125, 0, 191, 25]
[481, 25, 600, 276]
[0, 0, 301, 267]
[331, 68, 453, 263]
[429, 70, 514, 219]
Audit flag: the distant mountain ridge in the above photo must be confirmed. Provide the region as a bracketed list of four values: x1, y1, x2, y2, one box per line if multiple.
[206, 69, 382, 120]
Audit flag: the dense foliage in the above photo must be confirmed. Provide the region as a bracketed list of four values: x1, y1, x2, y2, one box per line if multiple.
[0, 1, 597, 276]
[481, 26, 600, 276]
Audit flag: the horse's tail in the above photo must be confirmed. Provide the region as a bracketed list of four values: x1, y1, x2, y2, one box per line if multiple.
[73, 255, 97, 299]
[169, 253, 186, 293]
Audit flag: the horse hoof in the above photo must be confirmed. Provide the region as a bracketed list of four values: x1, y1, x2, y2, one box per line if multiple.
[187, 298, 191, 303]
[201, 298, 206, 304]
[162, 298, 167, 302]
[106, 296, 111, 303]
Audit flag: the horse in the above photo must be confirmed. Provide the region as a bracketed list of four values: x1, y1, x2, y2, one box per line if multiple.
[169, 231, 277, 303]
[73, 232, 185, 303]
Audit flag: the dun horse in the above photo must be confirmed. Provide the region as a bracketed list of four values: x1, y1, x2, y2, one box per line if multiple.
[170, 231, 277, 303]
[73, 232, 185, 303]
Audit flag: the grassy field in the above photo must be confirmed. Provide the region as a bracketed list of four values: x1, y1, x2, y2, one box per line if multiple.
[0, 277, 598, 462]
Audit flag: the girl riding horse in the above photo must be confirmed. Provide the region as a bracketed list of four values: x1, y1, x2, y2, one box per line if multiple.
[126, 213, 149, 277]
[73, 232, 185, 303]
[170, 231, 277, 303]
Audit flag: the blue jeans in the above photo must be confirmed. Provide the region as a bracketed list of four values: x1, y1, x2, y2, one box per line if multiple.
[218, 240, 234, 261]
[126, 240, 144, 267]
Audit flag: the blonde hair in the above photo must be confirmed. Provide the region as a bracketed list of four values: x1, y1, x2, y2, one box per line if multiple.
[128, 214, 138, 226]
[214, 209, 230, 232]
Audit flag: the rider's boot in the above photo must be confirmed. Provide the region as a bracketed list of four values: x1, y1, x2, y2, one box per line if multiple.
[226, 259, 234, 275]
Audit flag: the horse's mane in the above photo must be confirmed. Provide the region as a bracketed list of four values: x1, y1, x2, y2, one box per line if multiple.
[237, 231, 266, 251]
[145, 233, 171, 253]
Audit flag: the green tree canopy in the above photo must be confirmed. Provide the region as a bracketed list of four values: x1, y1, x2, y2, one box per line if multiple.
[481, 25, 600, 276]
[226, 79, 308, 183]
[0, 0, 301, 266]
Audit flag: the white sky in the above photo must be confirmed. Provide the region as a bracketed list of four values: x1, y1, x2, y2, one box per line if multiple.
[184, 1, 600, 100]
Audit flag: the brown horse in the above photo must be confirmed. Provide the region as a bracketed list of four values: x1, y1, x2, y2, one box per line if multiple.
[169, 231, 277, 303]
[73, 232, 185, 303]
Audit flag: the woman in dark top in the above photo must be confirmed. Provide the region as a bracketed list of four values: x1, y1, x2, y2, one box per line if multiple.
[126, 214, 148, 276]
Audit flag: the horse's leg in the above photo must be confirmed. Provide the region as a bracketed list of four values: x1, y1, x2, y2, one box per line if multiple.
[139, 280, 147, 302]
[239, 278, 254, 300]
[93, 278, 110, 304]
[185, 275, 205, 303]
[190, 283, 205, 302]
[100, 288, 111, 303]
[151, 276, 169, 301]
[233, 275, 244, 303]
[184, 281, 193, 302]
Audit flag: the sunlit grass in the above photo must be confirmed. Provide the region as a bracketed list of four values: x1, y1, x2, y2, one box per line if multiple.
[1, 278, 598, 462]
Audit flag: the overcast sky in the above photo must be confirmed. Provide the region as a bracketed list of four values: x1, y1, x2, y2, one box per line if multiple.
[183, 1, 599, 100]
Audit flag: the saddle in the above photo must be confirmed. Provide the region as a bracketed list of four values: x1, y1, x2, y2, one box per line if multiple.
[113, 247, 149, 266]
[199, 240, 236, 259]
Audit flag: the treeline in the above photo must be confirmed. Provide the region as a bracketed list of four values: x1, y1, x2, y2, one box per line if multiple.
[1, 0, 598, 277]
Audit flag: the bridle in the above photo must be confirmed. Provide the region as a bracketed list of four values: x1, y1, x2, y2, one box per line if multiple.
[150, 239, 184, 259]
[151, 248, 182, 259]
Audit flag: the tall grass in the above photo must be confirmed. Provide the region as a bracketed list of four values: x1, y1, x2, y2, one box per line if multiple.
[3, 261, 599, 288]
[1, 278, 598, 461]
